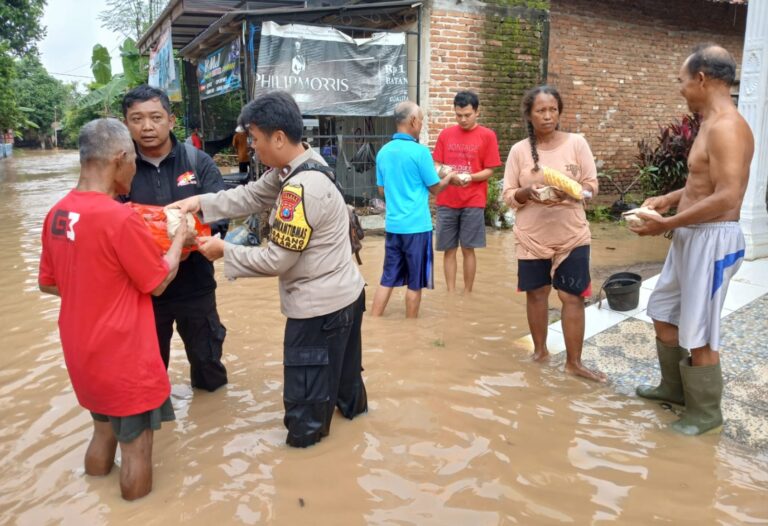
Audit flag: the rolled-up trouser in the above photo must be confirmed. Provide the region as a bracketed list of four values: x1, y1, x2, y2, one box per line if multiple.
[283, 290, 368, 448]
[153, 292, 228, 392]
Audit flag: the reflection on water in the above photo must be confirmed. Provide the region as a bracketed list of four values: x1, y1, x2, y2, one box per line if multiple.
[1, 150, 766, 524]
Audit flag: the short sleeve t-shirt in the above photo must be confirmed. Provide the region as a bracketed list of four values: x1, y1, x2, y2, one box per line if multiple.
[432, 125, 502, 209]
[376, 133, 440, 234]
[502, 133, 598, 258]
[38, 190, 171, 417]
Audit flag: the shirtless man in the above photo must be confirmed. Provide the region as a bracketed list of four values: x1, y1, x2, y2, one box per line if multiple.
[631, 44, 754, 436]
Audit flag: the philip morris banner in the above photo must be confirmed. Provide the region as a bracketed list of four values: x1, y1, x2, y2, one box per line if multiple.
[253, 21, 408, 116]
[198, 39, 242, 100]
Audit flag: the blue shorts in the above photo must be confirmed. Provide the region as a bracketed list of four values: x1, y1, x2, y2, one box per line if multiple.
[380, 232, 434, 291]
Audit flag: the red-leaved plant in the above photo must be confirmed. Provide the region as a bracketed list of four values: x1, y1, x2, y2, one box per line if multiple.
[636, 113, 701, 197]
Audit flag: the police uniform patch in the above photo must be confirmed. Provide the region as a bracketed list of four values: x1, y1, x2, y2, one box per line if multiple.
[271, 184, 313, 251]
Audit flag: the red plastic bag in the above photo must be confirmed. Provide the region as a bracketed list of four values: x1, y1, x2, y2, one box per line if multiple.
[125, 202, 210, 254]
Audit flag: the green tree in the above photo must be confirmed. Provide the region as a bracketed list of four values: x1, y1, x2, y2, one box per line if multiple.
[91, 44, 113, 85]
[0, 0, 47, 55]
[0, 45, 19, 132]
[60, 95, 101, 148]
[0, 0, 47, 135]
[121, 38, 147, 86]
[11, 55, 72, 145]
[77, 39, 147, 117]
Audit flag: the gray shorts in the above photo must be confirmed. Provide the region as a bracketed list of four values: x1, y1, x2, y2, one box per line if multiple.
[435, 206, 486, 251]
[647, 222, 744, 351]
[91, 397, 175, 443]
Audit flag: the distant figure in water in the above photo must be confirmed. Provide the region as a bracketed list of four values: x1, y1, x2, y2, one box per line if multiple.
[38, 118, 187, 500]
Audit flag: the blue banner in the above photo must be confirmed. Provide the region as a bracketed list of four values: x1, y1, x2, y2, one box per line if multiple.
[198, 39, 242, 100]
[148, 28, 182, 102]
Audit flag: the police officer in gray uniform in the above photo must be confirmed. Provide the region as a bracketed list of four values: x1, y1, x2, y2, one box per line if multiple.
[170, 91, 367, 447]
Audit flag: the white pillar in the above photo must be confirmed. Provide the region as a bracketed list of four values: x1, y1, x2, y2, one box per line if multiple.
[738, 1, 768, 260]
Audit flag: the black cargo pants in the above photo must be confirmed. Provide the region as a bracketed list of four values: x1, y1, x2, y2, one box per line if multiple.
[283, 290, 368, 448]
[153, 292, 228, 392]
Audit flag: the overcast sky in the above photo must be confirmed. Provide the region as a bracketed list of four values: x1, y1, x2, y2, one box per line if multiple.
[39, 0, 125, 85]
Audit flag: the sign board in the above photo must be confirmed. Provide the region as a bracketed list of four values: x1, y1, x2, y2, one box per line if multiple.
[198, 39, 243, 100]
[148, 28, 182, 102]
[253, 22, 408, 116]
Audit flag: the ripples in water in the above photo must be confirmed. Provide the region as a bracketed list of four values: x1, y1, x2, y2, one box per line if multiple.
[0, 150, 766, 524]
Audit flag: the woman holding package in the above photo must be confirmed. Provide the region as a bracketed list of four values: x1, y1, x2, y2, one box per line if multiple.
[503, 85, 605, 382]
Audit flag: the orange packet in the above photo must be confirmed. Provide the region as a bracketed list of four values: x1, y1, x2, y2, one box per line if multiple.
[125, 202, 211, 254]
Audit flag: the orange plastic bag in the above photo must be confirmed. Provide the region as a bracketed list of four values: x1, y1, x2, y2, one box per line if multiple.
[126, 202, 210, 254]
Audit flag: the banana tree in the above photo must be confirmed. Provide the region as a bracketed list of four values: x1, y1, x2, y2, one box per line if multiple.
[77, 39, 147, 116]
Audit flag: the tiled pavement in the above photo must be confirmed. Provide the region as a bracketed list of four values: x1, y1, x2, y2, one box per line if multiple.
[518, 259, 768, 450]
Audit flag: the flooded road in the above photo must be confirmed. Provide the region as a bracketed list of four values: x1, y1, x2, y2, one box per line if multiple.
[1, 150, 767, 525]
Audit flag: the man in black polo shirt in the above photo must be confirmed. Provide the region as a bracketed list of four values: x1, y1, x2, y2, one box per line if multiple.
[122, 85, 228, 392]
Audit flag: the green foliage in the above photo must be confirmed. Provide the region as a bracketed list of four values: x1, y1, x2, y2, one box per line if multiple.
[173, 120, 188, 142]
[636, 114, 701, 197]
[480, 1, 549, 155]
[78, 40, 147, 117]
[78, 76, 131, 116]
[17, 106, 40, 130]
[60, 97, 101, 148]
[485, 175, 512, 228]
[0, 0, 47, 132]
[91, 44, 113, 86]
[200, 90, 244, 140]
[11, 55, 72, 143]
[0, 0, 47, 56]
[0, 45, 19, 131]
[120, 38, 147, 86]
[586, 205, 613, 222]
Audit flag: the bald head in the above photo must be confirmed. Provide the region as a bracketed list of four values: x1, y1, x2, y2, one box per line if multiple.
[394, 101, 419, 124]
[685, 43, 736, 86]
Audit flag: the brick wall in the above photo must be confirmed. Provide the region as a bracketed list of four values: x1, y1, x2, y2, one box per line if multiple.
[548, 0, 746, 189]
[426, 1, 548, 157]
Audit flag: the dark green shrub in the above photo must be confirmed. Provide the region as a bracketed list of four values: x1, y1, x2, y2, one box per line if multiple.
[636, 113, 701, 197]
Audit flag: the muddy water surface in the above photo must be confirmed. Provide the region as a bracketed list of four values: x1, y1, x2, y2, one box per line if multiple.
[1, 150, 766, 525]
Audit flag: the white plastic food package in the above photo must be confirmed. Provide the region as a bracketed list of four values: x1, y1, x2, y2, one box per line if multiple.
[164, 207, 196, 239]
[532, 186, 557, 201]
[622, 206, 662, 227]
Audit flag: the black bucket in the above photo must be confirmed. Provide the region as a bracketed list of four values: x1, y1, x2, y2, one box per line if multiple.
[599, 272, 642, 311]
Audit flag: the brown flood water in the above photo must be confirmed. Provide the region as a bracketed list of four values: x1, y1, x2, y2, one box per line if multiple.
[1, 150, 767, 525]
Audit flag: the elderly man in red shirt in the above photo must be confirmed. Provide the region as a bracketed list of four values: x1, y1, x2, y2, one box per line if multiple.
[38, 118, 186, 500]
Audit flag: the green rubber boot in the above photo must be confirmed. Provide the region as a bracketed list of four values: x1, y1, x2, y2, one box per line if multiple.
[636, 340, 688, 406]
[671, 358, 724, 436]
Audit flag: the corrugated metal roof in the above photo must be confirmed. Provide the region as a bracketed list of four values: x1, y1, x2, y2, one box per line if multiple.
[176, 0, 419, 60]
[137, 0, 305, 53]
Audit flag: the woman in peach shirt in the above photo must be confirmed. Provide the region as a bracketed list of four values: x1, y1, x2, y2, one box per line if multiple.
[503, 85, 605, 382]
